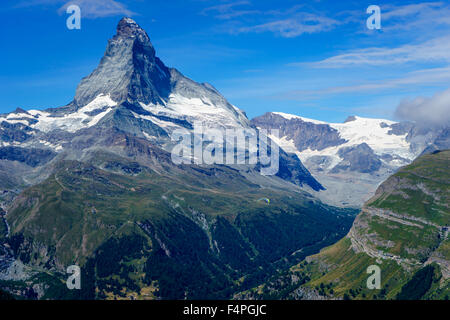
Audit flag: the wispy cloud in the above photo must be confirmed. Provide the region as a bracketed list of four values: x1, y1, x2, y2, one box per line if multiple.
[200, 1, 259, 19]
[279, 66, 450, 99]
[285, 2, 450, 67]
[14, 0, 60, 7]
[304, 36, 450, 68]
[238, 12, 339, 38]
[14, 0, 134, 18]
[382, 1, 450, 32]
[60, 0, 134, 18]
[201, 2, 341, 38]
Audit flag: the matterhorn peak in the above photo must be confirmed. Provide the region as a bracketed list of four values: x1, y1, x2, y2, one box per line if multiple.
[68, 17, 248, 131]
[73, 17, 168, 107]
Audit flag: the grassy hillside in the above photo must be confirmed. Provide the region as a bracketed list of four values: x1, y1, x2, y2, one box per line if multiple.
[242, 150, 449, 300]
[1, 151, 355, 299]
[368, 150, 449, 225]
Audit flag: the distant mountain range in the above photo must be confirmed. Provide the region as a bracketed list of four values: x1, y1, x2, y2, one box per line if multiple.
[252, 112, 450, 207]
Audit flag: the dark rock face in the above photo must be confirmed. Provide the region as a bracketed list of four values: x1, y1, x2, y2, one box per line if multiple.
[420, 127, 450, 155]
[13, 108, 30, 115]
[277, 149, 325, 191]
[0, 147, 56, 167]
[331, 143, 382, 174]
[344, 116, 357, 123]
[432, 127, 450, 149]
[387, 121, 449, 156]
[96, 106, 169, 140]
[116, 17, 151, 39]
[251, 113, 346, 152]
[0, 122, 35, 143]
[387, 121, 415, 136]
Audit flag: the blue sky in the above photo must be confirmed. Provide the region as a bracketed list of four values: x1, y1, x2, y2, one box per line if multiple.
[1, 0, 450, 123]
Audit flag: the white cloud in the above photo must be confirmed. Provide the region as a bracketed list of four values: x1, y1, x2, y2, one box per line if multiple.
[382, 1, 450, 32]
[14, 0, 134, 18]
[238, 13, 339, 38]
[305, 36, 450, 68]
[59, 0, 134, 18]
[201, 2, 341, 38]
[289, 2, 450, 68]
[383, 1, 442, 19]
[200, 1, 259, 19]
[395, 88, 450, 127]
[281, 66, 450, 99]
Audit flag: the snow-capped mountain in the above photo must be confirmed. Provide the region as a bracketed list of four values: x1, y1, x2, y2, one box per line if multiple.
[0, 18, 322, 192]
[252, 112, 449, 207]
[1, 18, 249, 139]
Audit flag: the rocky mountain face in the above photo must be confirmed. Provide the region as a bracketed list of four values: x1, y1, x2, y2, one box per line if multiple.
[239, 150, 449, 300]
[421, 127, 450, 155]
[0, 18, 348, 300]
[74, 18, 171, 107]
[252, 112, 449, 208]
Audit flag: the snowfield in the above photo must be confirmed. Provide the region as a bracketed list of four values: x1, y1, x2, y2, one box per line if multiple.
[272, 113, 417, 168]
[139, 93, 249, 130]
[1, 94, 117, 134]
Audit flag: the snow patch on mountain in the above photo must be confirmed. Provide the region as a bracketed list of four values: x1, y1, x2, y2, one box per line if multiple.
[23, 94, 117, 133]
[131, 111, 181, 130]
[329, 116, 413, 160]
[139, 93, 248, 130]
[273, 112, 327, 125]
[38, 140, 63, 151]
[268, 134, 298, 154]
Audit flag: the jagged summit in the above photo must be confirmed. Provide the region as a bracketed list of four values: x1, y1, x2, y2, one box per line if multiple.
[116, 17, 147, 38]
[114, 17, 155, 54]
[344, 115, 357, 123]
[73, 17, 168, 107]
[13, 107, 29, 115]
